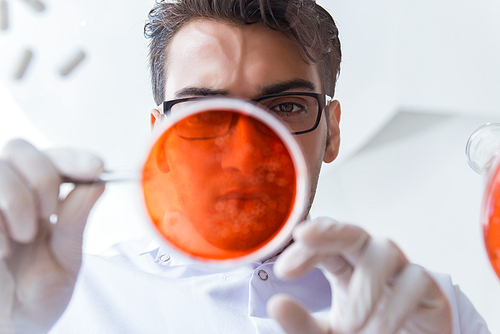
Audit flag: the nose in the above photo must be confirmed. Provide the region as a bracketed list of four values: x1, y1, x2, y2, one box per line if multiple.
[219, 115, 269, 176]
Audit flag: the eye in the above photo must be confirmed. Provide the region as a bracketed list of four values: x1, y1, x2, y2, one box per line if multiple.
[269, 101, 308, 117]
[273, 102, 302, 113]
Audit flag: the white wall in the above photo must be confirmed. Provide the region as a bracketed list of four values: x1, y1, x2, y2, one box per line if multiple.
[319, 0, 500, 161]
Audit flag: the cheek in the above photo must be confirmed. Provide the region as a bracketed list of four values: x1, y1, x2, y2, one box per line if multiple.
[295, 121, 328, 176]
[166, 140, 223, 208]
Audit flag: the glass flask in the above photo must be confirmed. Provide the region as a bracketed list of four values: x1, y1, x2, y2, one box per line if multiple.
[466, 123, 500, 279]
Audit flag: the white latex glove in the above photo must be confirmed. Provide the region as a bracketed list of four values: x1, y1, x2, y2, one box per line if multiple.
[0, 139, 105, 334]
[268, 217, 452, 334]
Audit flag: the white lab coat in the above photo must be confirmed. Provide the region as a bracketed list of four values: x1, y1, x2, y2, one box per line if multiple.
[49, 237, 489, 333]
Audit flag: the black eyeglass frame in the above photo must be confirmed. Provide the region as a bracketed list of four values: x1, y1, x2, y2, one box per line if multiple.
[159, 92, 333, 135]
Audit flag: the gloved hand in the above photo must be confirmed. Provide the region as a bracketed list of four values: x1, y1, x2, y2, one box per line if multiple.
[0, 139, 105, 334]
[268, 217, 452, 334]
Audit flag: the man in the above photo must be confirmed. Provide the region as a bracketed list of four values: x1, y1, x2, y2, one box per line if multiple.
[0, 0, 489, 333]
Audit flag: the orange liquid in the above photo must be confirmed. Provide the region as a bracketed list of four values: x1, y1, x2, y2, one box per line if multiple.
[141, 109, 297, 261]
[484, 159, 500, 279]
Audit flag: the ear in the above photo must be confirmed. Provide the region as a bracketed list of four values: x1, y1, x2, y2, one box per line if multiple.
[323, 100, 341, 163]
[151, 108, 161, 131]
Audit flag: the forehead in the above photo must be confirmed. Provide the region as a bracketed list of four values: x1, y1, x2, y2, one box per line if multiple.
[164, 19, 321, 98]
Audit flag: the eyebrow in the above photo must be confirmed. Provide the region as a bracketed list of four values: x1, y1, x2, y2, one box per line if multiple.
[258, 79, 317, 96]
[174, 87, 229, 98]
[173, 79, 317, 99]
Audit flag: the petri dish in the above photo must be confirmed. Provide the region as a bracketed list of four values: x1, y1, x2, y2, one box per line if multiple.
[139, 98, 308, 264]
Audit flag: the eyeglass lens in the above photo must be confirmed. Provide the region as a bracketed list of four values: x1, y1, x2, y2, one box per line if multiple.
[255, 94, 320, 133]
[170, 94, 320, 135]
[174, 110, 277, 139]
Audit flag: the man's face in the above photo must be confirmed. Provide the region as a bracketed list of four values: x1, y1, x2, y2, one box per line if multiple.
[150, 19, 341, 253]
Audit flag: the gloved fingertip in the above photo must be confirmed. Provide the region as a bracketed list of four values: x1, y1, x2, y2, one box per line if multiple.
[273, 256, 291, 280]
[267, 293, 289, 317]
[293, 217, 338, 242]
[0, 239, 10, 260]
[79, 153, 104, 172]
[70, 153, 105, 178]
[274, 244, 321, 281]
[267, 294, 302, 325]
[45, 149, 105, 180]
[268, 294, 326, 334]
[273, 243, 306, 280]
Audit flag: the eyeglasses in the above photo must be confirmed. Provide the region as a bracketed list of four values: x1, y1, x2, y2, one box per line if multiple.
[159, 92, 333, 139]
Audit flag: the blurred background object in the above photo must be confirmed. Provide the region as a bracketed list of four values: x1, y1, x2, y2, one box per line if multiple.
[1, 0, 500, 331]
[0, 0, 153, 168]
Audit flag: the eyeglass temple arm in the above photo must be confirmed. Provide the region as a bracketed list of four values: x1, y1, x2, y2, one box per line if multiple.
[325, 94, 334, 105]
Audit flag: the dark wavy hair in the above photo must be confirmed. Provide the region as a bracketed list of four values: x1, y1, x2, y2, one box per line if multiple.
[144, 0, 341, 106]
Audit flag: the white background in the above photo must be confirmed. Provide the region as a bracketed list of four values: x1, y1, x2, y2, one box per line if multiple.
[1, 0, 500, 331]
